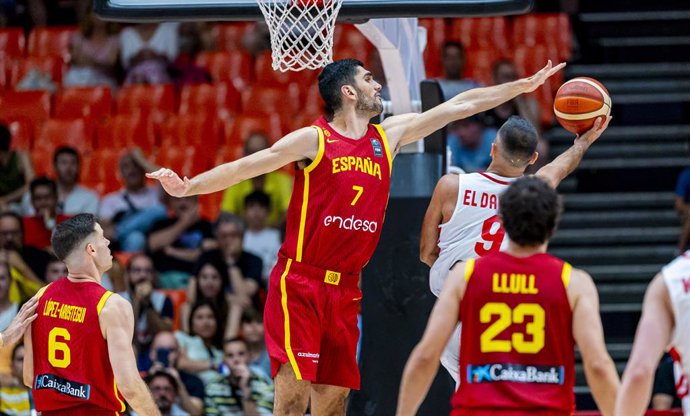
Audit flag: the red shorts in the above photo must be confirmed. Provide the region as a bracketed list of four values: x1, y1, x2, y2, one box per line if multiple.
[451, 409, 572, 416]
[264, 256, 362, 389]
[41, 405, 121, 416]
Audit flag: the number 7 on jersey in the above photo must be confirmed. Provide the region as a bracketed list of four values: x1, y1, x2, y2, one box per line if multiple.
[351, 185, 364, 206]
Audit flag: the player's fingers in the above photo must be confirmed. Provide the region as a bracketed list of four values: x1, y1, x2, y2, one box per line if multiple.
[146, 168, 165, 179]
[22, 313, 38, 326]
[18, 296, 38, 316]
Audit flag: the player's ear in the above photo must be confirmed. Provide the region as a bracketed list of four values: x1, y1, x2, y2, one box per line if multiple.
[342, 84, 356, 100]
[528, 152, 539, 166]
[490, 142, 497, 158]
[85, 242, 96, 257]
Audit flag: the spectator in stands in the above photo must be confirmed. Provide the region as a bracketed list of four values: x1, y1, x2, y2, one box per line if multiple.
[182, 257, 242, 342]
[120, 22, 180, 85]
[146, 370, 190, 416]
[221, 133, 293, 228]
[22, 177, 70, 250]
[240, 307, 271, 379]
[204, 337, 274, 415]
[674, 166, 690, 220]
[201, 214, 264, 310]
[143, 331, 205, 416]
[121, 254, 173, 354]
[170, 22, 212, 88]
[441, 41, 466, 81]
[0, 212, 50, 284]
[0, 124, 34, 212]
[0, 261, 18, 337]
[43, 256, 67, 283]
[242, 191, 281, 283]
[447, 114, 496, 172]
[64, 8, 120, 89]
[483, 59, 548, 171]
[0, 343, 33, 415]
[21, 146, 99, 216]
[99, 151, 167, 252]
[27, 0, 89, 26]
[148, 195, 216, 288]
[175, 301, 223, 386]
[241, 22, 271, 56]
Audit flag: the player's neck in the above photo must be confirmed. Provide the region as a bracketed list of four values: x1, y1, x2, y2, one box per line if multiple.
[505, 240, 548, 257]
[485, 161, 524, 178]
[65, 263, 102, 284]
[330, 112, 371, 139]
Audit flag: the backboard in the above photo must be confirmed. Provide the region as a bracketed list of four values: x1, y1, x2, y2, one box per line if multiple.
[94, 0, 533, 22]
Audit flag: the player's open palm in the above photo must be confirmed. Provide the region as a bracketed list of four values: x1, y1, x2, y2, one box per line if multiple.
[524, 60, 567, 93]
[146, 168, 190, 197]
[576, 115, 612, 146]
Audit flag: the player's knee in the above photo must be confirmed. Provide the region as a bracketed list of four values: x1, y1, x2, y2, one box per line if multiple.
[276, 394, 309, 415]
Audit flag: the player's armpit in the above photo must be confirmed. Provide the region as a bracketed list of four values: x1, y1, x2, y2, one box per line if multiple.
[615, 274, 674, 416]
[420, 174, 458, 266]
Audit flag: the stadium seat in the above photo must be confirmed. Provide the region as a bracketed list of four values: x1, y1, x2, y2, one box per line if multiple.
[449, 17, 510, 55]
[0, 28, 25, 59]
[465, 48, 501, 85]
[9, 55, 66, 87]
[34, 118, 94, 153]
[27, 26, 77, 59]
[290, 111, 323, 132]
[115, 84, 176, 116]
[418, 18, 447, 78]
[513, 44, 563, 92]
[155, 145, 210, 178]
[198, 192, 224, 223]
[54, 86, 113, 121]
[513, 13, 572, 61]
[160, 288, 188, 331]
[7, 120, 32, 151]
[158, 113, 222, 149]
[224, 113, 284, 147]
[211, 22, 251, 51]
[302, 84, 324, 118]
[334, 24, 370, 51]
[242, 84, 301, 117]
[82, 148, 124, 195]
[254, 52, 318, 86]
[195, 51, 253, 90]
[0, 90, 51, 127]
[332, 45, 369, 65]
[30, 148, 54, 177]
[178, 82, 241, 119]
[96, 113, 156, 153]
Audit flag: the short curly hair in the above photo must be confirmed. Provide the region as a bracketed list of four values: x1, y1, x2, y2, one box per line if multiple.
[499, 176, 561, 246]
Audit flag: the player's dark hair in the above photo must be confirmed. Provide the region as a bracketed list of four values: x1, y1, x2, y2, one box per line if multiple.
[318, 59, 364, 119]
[30, 176, 57, 198]
[497, 116, 539, 167]
[188, 300, 223, 349]
[53, 146, 80, 166]
[499, 176, 561, 246]
[147, 371, 179, 394]
[51, 213, 97, 261]
[0, 123, 10, 152]
[244, 190, 271, 210]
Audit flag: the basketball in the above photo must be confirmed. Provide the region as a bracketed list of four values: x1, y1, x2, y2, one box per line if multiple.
[553, 77, 612, 135]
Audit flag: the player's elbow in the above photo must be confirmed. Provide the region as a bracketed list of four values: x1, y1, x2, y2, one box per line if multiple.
[419, 251, 434, 267]
[23, 372, 32, 388]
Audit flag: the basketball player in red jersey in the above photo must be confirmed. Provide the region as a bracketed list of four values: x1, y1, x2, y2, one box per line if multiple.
[22, 214, 160, 416]
[397, 177, 620, 416]
[147, 59, 565, 415]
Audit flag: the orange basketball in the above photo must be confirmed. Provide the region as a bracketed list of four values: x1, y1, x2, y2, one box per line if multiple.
[553, 77, 612, 135]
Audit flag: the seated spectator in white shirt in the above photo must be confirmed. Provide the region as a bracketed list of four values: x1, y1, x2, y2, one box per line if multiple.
[241, 191, 281, 284]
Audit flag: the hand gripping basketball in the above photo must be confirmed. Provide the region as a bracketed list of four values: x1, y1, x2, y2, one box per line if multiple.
[146, 168, 191, 198]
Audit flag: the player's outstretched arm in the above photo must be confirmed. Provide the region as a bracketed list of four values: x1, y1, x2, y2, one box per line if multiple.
[615, 273, 674, 416]
[419, 174, 458, 267]
[535, 116, 611, 188]
[396, 263, 467, 416]
[569, 268, 620, 416]
[100, 294, 161, 416]
[382, 61, 566, 151]
[146, 127, 319, 198]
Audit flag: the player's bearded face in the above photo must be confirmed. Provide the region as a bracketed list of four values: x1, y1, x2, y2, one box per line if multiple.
[354, 85, 383, 115]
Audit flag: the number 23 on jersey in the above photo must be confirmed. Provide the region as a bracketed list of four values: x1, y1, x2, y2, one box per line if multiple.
[480, 302, 545, 354]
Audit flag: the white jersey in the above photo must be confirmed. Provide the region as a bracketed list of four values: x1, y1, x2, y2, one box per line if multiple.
[663, 252, 690, 414]
[429, 172, 519, 295]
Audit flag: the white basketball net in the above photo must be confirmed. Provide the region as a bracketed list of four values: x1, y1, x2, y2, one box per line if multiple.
[257, 0, 344, 72]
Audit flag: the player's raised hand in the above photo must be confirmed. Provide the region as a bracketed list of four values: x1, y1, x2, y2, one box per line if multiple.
[524, 60, 567, 93]
[576, 115, 612, 146]
[2, 295, 38, 347]
[146, 168, 191, 198]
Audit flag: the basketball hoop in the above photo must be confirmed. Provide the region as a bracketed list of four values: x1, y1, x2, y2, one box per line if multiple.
[256, 0, 344, 72]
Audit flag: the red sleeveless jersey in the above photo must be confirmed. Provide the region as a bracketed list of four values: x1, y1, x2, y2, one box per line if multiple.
[279, 116, 393, 275]
[31, 278, 126, 414]
[453, 252, 575, 415]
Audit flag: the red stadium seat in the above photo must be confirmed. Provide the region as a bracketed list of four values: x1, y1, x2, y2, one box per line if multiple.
[54, 86, 113, 121]
[0, 28, 25, 59]
[31, 148, 54, 177]
[178, 82, 241, 119]
[332, 45, 369, 65]
[199, 192, 224, 223]
[9, 55, 66, 87]
[254, 52, 318, 86]
[158, 113, 222, 149]
[156, 145, 210, 178]
[116, 84, 176, 116]
[160, 288, 188, 331]
[27, 26, 76, 59]
[0, 90, 51, 127]
[211, 22, 251, 51]
[449, 17, 510, 55]
[195, 51, 253, 90]
[96, 113, 156, 152]
[419, 18, 447, 78]
[242, 84, 301, 117]
[82, 148, 125, 195]
[334, 24, 370, 51]
[34, 118, 94, 153]
[224, 113, 284, 146]
[513, 13, 572, 61]
[513, 44, 563, 92]
[465, 48, 502, 85]
[302, 84, 324, 119]
[7, 120, 32, 151]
